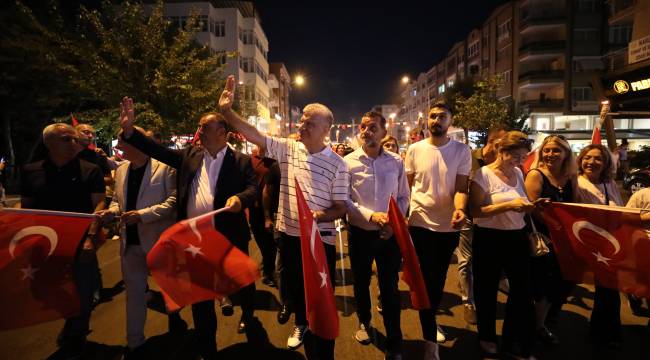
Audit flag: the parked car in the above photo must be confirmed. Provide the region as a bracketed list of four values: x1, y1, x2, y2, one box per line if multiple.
[623, 167, 650, 193]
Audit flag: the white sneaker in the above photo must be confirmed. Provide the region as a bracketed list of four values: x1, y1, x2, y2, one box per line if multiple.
[423, 340, 440, 360]
[436, 325, 446, 343]
[287, 325, 307, 350]
[354, 323, 371, 344]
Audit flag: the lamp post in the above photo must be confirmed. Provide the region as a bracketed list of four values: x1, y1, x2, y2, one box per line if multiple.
[289, 74, 306, 135]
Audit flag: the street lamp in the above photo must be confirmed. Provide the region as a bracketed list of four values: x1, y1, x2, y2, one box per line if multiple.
[294, 74, 305, 87]
[401, 76, 410, 84]
[289, 74, 307, 135]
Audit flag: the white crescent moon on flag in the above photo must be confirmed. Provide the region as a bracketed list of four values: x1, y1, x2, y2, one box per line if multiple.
[310, 220, 318, 262]
[9, 226, 58, 259]
[572, 220, 621, 255]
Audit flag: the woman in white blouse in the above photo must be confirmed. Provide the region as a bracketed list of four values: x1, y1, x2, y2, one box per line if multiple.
[469, 131, 542, 359]
[575, 144, 624, 348]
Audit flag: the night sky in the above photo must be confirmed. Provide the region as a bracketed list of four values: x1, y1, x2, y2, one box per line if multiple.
[256, 1, 508, 124]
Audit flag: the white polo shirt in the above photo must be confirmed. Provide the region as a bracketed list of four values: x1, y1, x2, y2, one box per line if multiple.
[265, 136, 350, 245]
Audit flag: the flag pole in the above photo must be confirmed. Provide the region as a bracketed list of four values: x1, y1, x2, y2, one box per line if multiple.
[335, 218, 348, 314]
[0, 207, 97, 219]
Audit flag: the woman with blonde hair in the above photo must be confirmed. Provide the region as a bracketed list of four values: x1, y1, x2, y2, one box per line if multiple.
[574, 144, 624, 348]
[470, 131, 541, 359]
[524, 135, 577, 345]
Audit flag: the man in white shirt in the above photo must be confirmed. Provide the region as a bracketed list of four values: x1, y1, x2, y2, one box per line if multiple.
[119, 98, 259, 360]
[219, 75, 349, 358]
[405, 101, 471, 359]
[345, 112, 409, 360]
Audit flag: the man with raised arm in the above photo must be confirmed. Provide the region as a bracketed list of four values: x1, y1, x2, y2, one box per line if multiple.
[219, 75, 349, 358]
[118, 97, 258, 360]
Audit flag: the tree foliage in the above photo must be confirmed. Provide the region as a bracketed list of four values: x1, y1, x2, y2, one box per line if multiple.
[445, 75, 529, 146]
[1, 0, 230, 178]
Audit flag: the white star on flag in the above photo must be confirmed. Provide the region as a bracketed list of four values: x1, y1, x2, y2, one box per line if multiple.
[319, 267, 328, 288]
[20, 264, 39, 280]
[592, 251, 611, 266]
[185, 244, 204, 258]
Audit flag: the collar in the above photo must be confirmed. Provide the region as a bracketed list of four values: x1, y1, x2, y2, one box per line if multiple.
[44, 156, 78, 171]
[204, 145, 228, 160]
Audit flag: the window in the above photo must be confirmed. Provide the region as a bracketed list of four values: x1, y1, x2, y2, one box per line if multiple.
[498, 19, 512, 41]
[239, 29, 253, 44]
[194, 15, 208, 32]
[536, 117, 550, 131]
[572, 58, 604, 71]
[497, 46, 510, 61]
[575, 0, 597, 12]
[574, 29, 599, 41]
[447, 79, 455, 88]
[502, 70, 512, 83]
[255, 61, 268, 82]
[239, 57, 254, 73]
[571, 87, 594, 101]
[438, 84, 446, 94]
[609, 24, 633, 45]
[468, 41, 480, 58]
[213, 20, 225, 37]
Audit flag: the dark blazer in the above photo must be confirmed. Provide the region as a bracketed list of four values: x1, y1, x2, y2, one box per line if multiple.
[123, 130, 258, 245]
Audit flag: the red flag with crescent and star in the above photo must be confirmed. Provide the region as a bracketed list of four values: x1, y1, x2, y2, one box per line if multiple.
[147, 208, 260, 311]
[0, 208, 95, 331]
[542, 202, 650, 298]
[295, 179, 339, 340]
[387, 196, 431, 310]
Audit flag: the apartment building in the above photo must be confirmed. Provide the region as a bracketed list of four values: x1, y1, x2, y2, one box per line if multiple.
[155, 1, 272, 131]
[269, 63, 291, 136]
[398, 0, 650, 149]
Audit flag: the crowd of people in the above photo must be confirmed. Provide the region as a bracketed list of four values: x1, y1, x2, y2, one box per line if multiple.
[9, 74, 649, 360]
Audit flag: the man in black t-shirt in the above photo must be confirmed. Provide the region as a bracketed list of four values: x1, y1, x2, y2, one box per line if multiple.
[97, 135, 178, 357]
[20, 123, 105, 358]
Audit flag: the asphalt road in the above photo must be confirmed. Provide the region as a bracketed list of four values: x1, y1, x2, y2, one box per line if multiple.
[1, 229, 649, 360]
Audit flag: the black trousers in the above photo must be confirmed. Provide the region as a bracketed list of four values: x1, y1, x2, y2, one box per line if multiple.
[279, 232, 336, 359]
[409, 226, 460, 342]
[348, 225, 402, 352]
[249, 204, 277, 278]
[472, 226, 535, 356]
[590, 285, 621, 341]
[191, 235, 256, 360]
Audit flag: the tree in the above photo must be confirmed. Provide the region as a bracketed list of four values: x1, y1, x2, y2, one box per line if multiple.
[448, 75, 529, 147]
[0, 0, 230, 186]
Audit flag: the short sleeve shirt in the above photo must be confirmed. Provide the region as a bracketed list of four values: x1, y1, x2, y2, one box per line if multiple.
[627, 188, 650, 209]
[265, 136, 350, 245]
[21, 158, 105, 213]
[405, 139, 472, 232]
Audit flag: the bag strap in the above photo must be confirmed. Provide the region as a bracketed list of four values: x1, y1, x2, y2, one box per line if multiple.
[528, 214, 539, 233]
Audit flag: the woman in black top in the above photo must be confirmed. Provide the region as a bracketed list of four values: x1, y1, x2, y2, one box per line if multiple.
[524, 135, 577, 345]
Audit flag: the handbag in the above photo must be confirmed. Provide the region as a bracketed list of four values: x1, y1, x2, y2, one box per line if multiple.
[528, 215, 550, 257]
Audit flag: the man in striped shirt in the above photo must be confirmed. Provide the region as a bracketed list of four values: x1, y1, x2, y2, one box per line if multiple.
[219, 75, 349, 358]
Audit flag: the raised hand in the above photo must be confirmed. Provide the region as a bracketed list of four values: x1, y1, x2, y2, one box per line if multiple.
[218, 75, 236, 113]
[120, 96, 135, 137]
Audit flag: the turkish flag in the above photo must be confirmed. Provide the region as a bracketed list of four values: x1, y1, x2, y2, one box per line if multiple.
[295, 180, 339, 339]
[542, 202, 650, 298]
[387, 196, 431, 310]
[70, 113, 79, 126]
[0, 209, 94, 331]
[591, 126, 602, 145]
[147, 209, 260, 311]
[522, 147, 538, 174]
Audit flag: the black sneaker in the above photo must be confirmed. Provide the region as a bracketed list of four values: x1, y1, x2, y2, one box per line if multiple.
[277, 304, 291, 324]
[262, 276, 277, 288]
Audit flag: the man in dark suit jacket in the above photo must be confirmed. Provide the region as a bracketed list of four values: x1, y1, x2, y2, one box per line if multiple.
[118, 97, 258, 360]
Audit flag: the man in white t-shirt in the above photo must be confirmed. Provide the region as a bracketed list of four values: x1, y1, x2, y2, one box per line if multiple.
[219, 75, 349, 358]
[404, 101, 471, 359]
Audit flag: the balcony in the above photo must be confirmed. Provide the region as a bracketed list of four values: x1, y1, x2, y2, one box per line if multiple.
[609, 0, 636, 25]
[520, 13, 566, 34]
[519, 99, 564, 112]
[518, 70, 565, 88]
[519, 41, 566, 61]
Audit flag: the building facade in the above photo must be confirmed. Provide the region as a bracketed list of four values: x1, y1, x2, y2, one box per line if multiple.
[397, 0, 650, 150]
[269, 63, 291, 136]
[157, 1, 273, 132]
